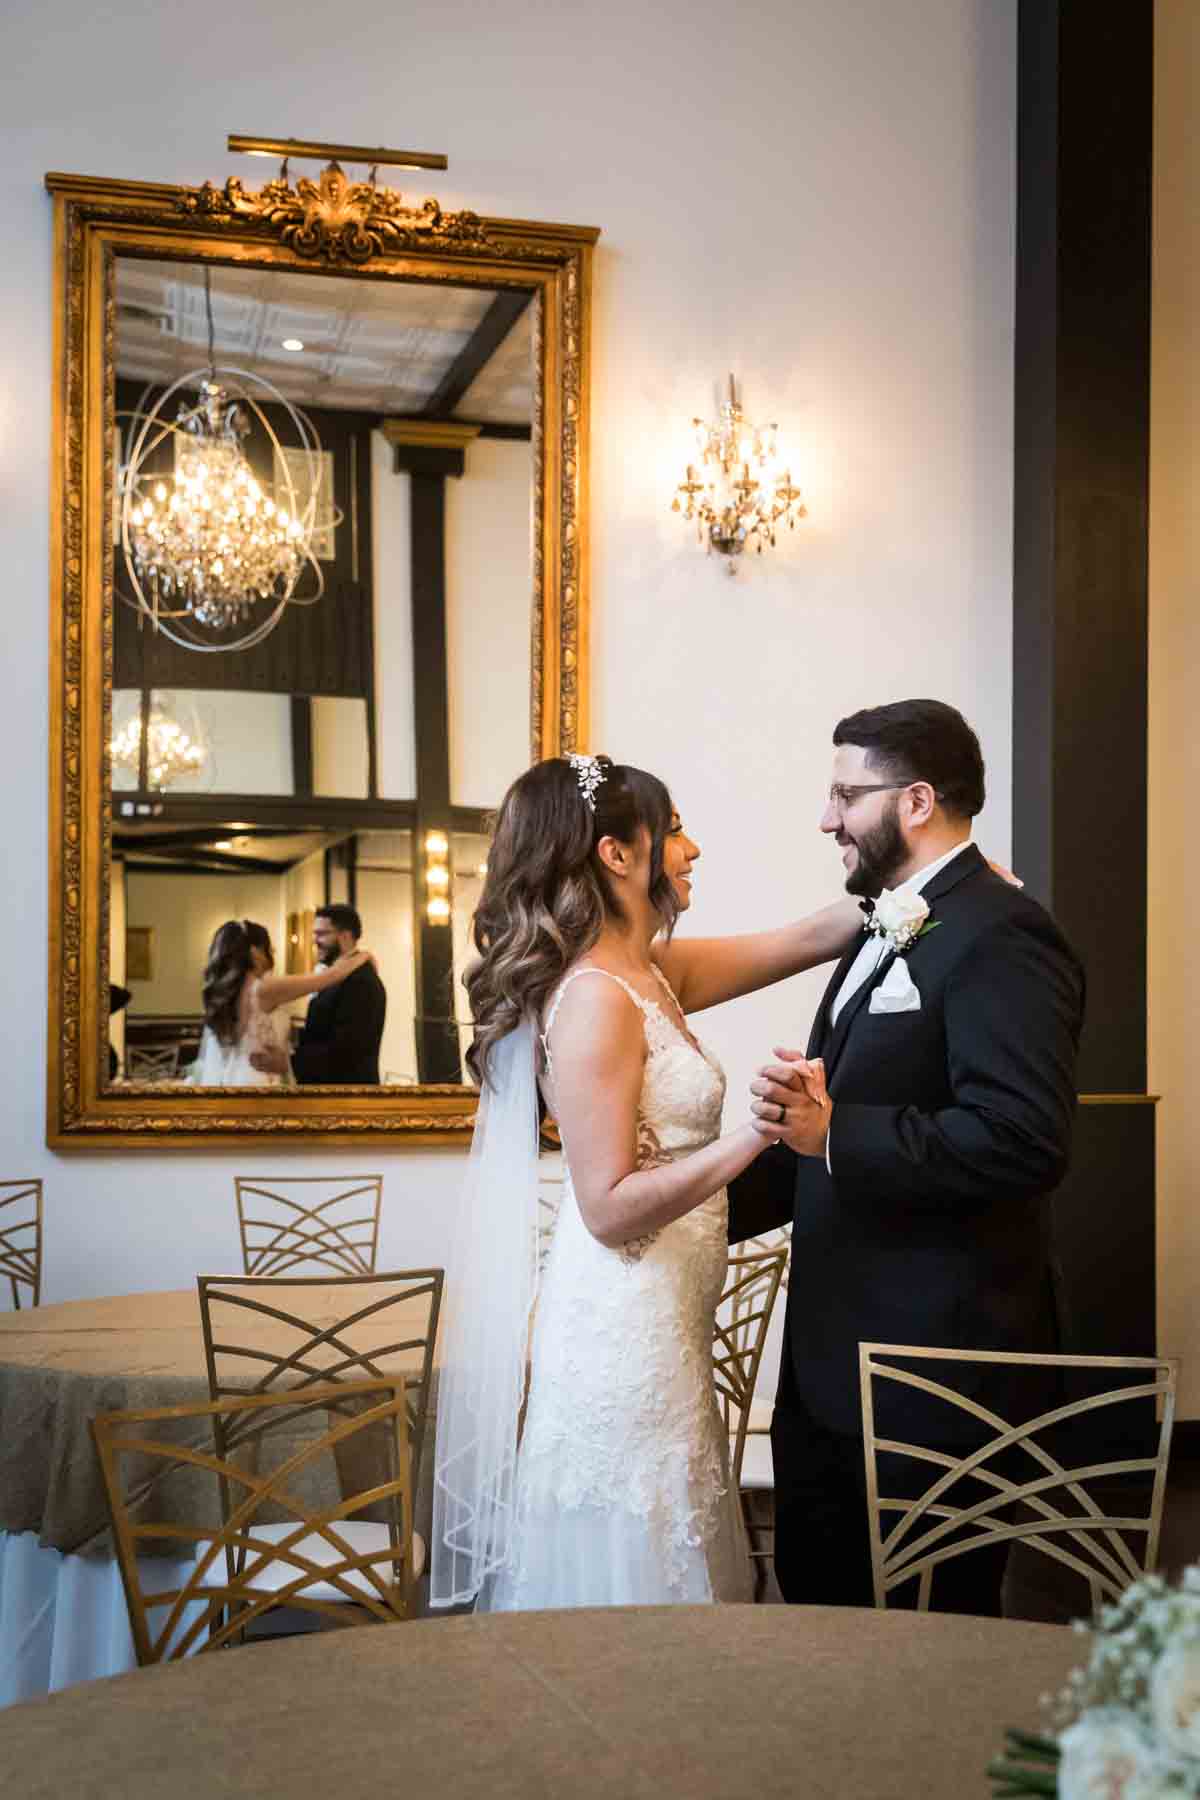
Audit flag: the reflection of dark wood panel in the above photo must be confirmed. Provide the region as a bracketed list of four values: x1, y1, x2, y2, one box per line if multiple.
[114, 383, 375, 701]
[407, 469, 461, 1085]
[422, 291, 534, 418]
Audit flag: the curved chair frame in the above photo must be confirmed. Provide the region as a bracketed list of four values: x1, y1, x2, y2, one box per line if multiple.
[91, 1379, 414, 1663]
[0, 1179, 43, 1309]
[859, 1343, 1179, 1613]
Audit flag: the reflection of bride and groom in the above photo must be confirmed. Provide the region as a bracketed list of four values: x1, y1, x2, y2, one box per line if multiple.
[431, 698, 1085, 1620]
[189, 903, 387, 1087]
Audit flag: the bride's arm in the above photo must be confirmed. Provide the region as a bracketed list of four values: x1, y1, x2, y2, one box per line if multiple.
[653, 897, 861, 1015]
[255, 950, 374, 1014]
[549, 979, 772, 1249]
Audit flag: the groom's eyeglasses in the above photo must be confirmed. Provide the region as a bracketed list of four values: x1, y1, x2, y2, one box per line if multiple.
[827, 780, 945, 811]
[827, 781, 910, 811]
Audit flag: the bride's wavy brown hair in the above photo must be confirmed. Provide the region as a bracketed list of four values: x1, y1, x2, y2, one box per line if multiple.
[465, 757, 679, 1087]
[202, 919, 273, 1047]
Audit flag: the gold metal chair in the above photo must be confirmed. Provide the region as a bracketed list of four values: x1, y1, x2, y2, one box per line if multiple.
[234, 1174, 383, 1276]
[126, 1044, 182, 1081]
[0, 1178, 43, 1309]
[91, 1379, 415, 1663]
[713, 1245, 789, 1600]
[859, 1343, 1179, 1613]
[197, 1270, 442, 1578]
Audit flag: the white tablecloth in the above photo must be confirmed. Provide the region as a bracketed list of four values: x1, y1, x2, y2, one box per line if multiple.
[0, 1530, 198, 1706]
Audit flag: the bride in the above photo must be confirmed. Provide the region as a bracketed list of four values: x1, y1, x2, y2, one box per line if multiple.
[431, 754, 855, 1611]
[188, 918, 374, 1086]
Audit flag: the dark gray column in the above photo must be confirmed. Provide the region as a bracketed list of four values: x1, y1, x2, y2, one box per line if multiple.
[1013, 0, 1156, 1357]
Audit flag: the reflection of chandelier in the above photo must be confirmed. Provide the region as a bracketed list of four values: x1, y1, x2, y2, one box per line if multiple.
[672, 374, 806, 571]
[111, 701, 208, 790]
[118, 267, 327, 653]
[127, 383, 305, 632]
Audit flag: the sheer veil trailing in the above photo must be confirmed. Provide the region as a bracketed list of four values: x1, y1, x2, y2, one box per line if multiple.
[430, 1015, 540, 1608]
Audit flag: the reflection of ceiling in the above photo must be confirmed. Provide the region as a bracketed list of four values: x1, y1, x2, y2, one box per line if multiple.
[114, 260, 533, 422]
[114, 822, 344, 875]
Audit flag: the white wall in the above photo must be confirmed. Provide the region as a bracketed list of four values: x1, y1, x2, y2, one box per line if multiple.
[1149, 0, 1200, 1413]
[3, 0, 1017, 1317]
[124, 870, 287, 1015]
[446, 437, 533, 807]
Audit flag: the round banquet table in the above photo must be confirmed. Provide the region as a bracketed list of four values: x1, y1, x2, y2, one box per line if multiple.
[0, 1287, 439, 1705]
[0, 1604, 1079, 1799]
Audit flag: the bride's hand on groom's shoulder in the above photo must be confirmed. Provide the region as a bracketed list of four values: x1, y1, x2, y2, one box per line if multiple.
[985, 857, 1023, 888]
[749, 1051, 832, 1158]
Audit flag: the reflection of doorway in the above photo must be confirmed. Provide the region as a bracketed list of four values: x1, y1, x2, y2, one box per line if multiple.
[286, 909, 315, 975]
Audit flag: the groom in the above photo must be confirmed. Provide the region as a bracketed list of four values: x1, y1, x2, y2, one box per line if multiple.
[728, 699, 1085, 1616]
[250, 903, 387, 1085]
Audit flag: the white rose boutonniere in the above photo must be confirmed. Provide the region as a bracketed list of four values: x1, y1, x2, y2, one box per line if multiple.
[866, 888, 943, 955]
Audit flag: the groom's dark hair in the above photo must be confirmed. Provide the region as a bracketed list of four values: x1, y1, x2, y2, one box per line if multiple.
[833, 699, 985, 819]
[316, 903, 363, 939]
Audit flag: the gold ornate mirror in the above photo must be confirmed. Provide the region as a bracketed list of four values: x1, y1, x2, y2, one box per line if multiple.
[46, 152, 596, 1146]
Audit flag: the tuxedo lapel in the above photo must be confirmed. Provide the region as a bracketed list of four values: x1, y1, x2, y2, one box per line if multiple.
[822, 945, 897, 1082]
[809, 936, 867, 1057]
[820, 844, 984, 1081]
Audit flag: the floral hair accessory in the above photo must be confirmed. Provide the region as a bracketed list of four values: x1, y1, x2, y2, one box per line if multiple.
[568, 753, 608, 811]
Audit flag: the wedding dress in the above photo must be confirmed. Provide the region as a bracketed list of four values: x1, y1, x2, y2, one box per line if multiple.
[481, 963, 752, 1610]
[188, 976, 291, 1086]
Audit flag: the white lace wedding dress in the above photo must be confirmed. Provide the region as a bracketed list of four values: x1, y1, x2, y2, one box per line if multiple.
[188, 976, 291, 1086]
[483, 963, 753, 1610]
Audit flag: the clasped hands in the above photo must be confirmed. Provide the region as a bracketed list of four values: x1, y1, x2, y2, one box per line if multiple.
[750, 1050, 831, 1157]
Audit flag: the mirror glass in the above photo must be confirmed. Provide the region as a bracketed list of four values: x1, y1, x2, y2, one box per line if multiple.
[107, 255, 533, 1089]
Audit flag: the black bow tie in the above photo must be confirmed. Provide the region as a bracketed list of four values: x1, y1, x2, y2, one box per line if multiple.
[858, 899, 876, 930]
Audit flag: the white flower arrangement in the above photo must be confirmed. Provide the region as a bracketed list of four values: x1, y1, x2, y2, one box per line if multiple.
[866, 887, 942, 954]
[990, 1567, 1200, 1797]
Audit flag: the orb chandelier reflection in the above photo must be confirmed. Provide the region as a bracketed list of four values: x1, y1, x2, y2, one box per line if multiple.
[111, 698, 209, 791]
[118, 267, 329, 653]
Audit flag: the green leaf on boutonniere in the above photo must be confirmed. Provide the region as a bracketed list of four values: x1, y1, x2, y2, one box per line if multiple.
[914, 919, 942, 942]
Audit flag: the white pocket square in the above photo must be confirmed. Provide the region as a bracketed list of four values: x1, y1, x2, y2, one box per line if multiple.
[869, 959, 922, 1014]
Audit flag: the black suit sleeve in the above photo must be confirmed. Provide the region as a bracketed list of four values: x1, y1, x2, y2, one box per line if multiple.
[292, 985, 378, 1084]
[829, 914, 1083, 1206]
[727, 1140, 798, 1244]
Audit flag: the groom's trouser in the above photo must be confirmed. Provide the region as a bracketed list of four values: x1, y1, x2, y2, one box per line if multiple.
[771, 1395, 1012, 1618]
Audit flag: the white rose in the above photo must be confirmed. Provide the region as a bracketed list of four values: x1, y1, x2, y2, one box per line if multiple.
[1151, 1639, 1200, 1759]
[1059, 1711, 1165, 1800]
[872, 887, 930, 948]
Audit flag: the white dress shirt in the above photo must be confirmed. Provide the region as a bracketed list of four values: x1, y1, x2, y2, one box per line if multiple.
[823, 837, 972, 1170]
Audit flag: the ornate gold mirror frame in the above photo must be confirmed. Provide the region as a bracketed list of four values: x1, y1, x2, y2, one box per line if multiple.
[46, 164, 596, 1147]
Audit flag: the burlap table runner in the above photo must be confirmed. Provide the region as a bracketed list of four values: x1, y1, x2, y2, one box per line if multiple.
[0, 1288, 437, 1556]
[0, 1604, 1080, 1799]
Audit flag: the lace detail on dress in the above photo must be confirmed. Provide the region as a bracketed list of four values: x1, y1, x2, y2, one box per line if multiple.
[485, 958, 749, 1610]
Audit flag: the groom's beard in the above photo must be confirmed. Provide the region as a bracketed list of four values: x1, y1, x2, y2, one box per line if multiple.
[841, 798, 907, 898]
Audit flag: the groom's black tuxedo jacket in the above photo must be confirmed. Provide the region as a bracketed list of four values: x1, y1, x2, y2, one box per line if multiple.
[292, 962, 387, 1086]
[728, 844, 1085, 1443]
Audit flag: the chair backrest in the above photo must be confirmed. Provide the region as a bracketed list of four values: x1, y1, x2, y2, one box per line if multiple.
[197, 1270, 443, 1496]
[738, 1225, 791, 1290]
[713, 1246, 789, 1485]
[235, 1175, 383, 1276]
[0, 1179, 42, 1310]
[859, 1343, 1179, 1613]
[126, 1044, 181, 1080]
[91, 1379, 414, 1663]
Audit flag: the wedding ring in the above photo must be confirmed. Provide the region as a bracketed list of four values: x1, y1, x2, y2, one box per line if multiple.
[774, 1102, 785, 1124]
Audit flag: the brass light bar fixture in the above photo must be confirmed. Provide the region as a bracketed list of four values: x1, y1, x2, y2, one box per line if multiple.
[228, 134, 448, 172]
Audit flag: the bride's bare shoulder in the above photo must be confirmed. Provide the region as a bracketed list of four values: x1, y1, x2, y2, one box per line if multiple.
[542, 965, 646, 1046]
